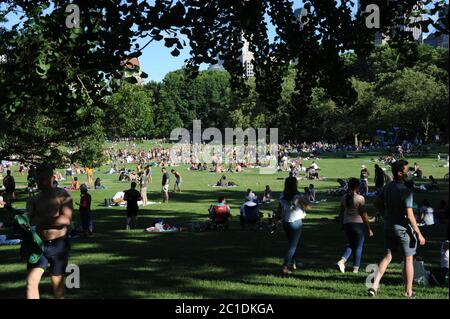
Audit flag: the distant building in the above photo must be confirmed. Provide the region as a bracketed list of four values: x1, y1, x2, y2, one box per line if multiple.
[240, 36, 255, 78]
[424, 32, 449, 49]
[423, 5, 449, 49]
[356, 0, 424, 45]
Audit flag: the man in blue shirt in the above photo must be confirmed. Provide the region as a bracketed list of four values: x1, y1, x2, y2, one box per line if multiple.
[368, 160, 426, 298]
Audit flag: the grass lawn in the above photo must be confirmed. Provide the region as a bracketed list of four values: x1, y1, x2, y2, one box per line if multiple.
[0, 152, 449, 299]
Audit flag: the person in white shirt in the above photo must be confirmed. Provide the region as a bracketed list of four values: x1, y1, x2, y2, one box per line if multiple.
[276, 176, 311, 275]
[311, 161, 320, 170]
[419, 200, 435, 226]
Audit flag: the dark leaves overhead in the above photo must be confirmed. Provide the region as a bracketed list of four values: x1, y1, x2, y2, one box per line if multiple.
[0, 0, 447, 163]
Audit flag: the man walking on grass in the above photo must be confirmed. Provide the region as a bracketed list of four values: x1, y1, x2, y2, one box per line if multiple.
[171, 169, 182, 193]
[162, 168, 170, 203]
[368, 160, 426, 298]
[124, 182, 142, 230]
[25, 164, 73, 299]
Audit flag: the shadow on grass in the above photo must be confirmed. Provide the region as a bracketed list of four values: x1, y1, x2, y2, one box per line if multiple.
[1, 205, 448, 299]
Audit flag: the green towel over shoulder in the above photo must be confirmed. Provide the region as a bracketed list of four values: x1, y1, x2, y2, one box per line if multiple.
[14, 214, 44, 264]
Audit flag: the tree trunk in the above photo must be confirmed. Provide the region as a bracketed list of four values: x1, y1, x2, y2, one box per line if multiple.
[354, 133, 360, 147]
[422, 116, 430, 143]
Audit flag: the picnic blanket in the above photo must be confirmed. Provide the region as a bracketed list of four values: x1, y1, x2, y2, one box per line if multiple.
[209, 184, 238, 188]
[144, 219, 182, 233]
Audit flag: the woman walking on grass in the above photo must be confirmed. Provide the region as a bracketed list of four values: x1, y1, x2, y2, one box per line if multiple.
[277, 176, 311, 275]
[336, 178, 373, 273]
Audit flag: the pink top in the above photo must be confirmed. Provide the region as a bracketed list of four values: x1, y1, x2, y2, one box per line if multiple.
[342, 194, 365, 224]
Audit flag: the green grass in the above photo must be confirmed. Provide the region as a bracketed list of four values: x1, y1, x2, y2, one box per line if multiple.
[0, 153, 449, 299]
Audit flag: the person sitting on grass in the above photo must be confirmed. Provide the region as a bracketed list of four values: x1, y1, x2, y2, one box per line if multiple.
[245, 189, 258, 204]
[304, 187, 312, 202]
[215, 164, 224, 174]
[208, 196, 232, 228]
[216, 175, 238, 187]
[94, 177, 106, 190]
[307, 167, 319, 180]
[419, 200, 434, 226]
[129, 170, 138, 182]
[310, 161, 320, 170]
[309, 184, 317, 202]
[112, 191, 126, 206]
[240, 194, 263, 230]
[118, 170, 130, 182]
[262, 185, 273, 203]
[69, 177, 80, 190]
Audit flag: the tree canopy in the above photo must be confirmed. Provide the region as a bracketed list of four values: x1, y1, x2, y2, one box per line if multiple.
[0, 1, 448, 165]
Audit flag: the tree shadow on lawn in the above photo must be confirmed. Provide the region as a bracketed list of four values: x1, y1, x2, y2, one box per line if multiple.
[2, 210, 448, 299]
[1, 182, 448, 299]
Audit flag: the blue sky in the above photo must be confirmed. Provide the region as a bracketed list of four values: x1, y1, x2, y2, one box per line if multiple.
[2, 1, 437, 82]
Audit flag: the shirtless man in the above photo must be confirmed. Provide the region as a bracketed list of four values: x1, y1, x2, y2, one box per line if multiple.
[25, 164, 73, 299]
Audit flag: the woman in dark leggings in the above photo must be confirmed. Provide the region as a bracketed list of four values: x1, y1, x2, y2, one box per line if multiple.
[336, 178, 373, 273]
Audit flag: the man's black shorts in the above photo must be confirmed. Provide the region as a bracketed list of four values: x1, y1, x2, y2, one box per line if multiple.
[127, 209, 138, 218]
[27, 236, 70, 276]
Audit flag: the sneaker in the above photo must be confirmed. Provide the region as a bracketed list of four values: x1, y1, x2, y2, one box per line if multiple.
[292, 262, 304, 270]
[282, 267, 292, 275]
[368, 288, 377, 297]
[337, 261, 345, 273]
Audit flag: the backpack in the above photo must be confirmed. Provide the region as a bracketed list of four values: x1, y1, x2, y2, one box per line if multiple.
[401, 257, 430, 287]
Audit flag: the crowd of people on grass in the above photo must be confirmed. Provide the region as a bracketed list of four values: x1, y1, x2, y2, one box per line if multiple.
[0, 143, 449, 299]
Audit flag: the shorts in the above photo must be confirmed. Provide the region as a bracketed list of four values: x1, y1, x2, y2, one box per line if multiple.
[384, 224, 417, 257]
[162, 185, 169, 193]
[27, 236, 70, 276]
[126, 209, 138, 218]
[176, 179, 182, 187]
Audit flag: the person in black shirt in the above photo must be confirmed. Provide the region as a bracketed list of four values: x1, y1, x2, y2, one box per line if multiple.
[374, 164, 385, 194]
[161, 168, 170, 203]
[124, 182, 142, 230]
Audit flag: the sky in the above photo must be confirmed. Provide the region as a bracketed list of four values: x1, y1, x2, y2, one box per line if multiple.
[2, 1, 437, 83]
